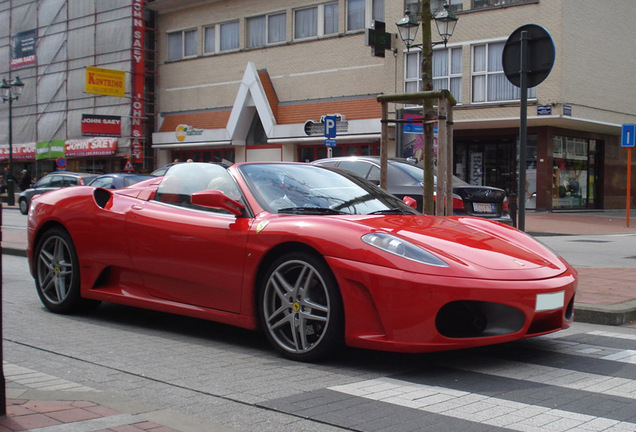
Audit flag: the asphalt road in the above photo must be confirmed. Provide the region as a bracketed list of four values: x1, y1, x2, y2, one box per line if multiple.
[3, 253, 636, 432]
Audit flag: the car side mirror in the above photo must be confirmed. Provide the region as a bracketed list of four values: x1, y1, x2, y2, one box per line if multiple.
[190, 189, 245, 216]
[402, 196, 417, 209]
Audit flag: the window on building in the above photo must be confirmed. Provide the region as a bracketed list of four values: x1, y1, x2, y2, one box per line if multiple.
[405, 0, 461, 18]
[324, 2, 338, 34]
[295, 3, 339, 39]
[472, 42, 536, 103]
[247, 12, 286, 48]
[220, 21, 239, 51]
[404, 48, 462, 103]
[347, 0, 384, 31]
[434, 47, 462, 102]
[204, 25, 216, 53]
[295, 7, 318, 39]
[167, 29, 198, 60]
[473, 0, 536, 10]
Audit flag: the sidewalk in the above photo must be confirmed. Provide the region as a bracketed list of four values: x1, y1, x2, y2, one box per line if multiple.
[2, 204, 635, 431]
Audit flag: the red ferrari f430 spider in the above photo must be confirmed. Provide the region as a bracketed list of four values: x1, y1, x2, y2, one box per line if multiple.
[28, 162, 577, 361]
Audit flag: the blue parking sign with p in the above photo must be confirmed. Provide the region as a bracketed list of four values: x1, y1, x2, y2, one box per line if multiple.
[324, 115, 337, 138]
[622, 124, 636, 148]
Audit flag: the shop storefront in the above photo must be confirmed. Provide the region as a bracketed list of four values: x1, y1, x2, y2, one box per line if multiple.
[0, 138, 125, 181]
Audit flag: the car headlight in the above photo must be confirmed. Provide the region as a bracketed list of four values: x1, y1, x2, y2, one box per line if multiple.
[362, 232, 448, 267]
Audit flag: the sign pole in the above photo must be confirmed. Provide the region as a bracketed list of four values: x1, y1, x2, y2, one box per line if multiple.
[621, 124, 635, 227]
[517, 31, 528, 232]
[628, 148, 632, 228]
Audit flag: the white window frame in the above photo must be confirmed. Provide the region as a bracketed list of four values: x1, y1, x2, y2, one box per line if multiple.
[247, 11, 286, 48]
[471, 41, 536, 103]
[404, 47, 463, 104]
[219, 21, 240, 52]
[347, 0, 384, 31]
[167, 28, 198, 61]
[294, 2, 339, 40]
[203, 22, 240, 53]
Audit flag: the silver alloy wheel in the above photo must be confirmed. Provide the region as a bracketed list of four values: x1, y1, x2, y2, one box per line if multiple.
[37, 234, 75, 305]
[262, 259, 331, 355]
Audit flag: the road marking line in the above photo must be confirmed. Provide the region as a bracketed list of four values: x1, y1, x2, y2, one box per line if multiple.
[330, 377, 633, 432]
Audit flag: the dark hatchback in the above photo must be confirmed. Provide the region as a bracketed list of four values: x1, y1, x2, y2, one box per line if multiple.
[18, 172, 98, 214]
[313, 156, 512, 225]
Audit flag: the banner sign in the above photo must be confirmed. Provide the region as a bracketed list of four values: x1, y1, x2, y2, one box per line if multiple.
[65, 138, 118, 156]
[85, 67, 125, 97]
[36, 140, 65, 160]
[130, 0, 146, 163]
[81, 114, 122, 137]
[11, 29, 36, 68]
[0, 139, 117, 160]
[0, 142, 35, 160]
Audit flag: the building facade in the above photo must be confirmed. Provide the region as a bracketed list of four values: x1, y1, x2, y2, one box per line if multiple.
[148, 0, 636, 212]
[0, 0, 156, 180]
[3, 0, 635, 212]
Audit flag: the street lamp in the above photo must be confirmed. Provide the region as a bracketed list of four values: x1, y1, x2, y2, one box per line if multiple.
[1, 76, 25, 206]
[396, 1, 458, 215]
[396, 4, 459, 50]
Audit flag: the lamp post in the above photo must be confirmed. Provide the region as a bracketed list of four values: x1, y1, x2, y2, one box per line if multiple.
[1, 76, 24, 206]
[396, 2, 458, 214]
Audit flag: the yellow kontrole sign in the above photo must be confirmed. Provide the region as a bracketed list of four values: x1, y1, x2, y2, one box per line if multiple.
[85, 67, 125, 97]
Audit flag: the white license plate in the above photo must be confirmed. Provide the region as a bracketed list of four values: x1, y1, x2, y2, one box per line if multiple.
[535, 291, 565, 311]
[473, 202, 495, 213]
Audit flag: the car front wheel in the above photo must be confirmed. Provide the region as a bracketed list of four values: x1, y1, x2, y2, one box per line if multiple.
[34, 227, 99, 314]
[259, 251, 343, 362]
[18, 198, 28, 215]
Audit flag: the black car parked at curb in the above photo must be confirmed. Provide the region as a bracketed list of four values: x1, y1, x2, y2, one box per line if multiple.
[313, 156, 512, 225]
[18, 172, 98, 214]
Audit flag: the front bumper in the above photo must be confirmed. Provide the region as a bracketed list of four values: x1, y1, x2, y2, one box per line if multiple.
[327, 256, 577, 353]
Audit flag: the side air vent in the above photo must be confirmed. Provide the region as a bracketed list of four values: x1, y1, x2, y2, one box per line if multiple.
[93, 188, 112, 209]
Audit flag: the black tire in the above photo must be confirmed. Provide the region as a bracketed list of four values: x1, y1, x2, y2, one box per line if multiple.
[258, 251, 344, 362]
[18, 198, 28, 215]
[34, 227, 99, 314]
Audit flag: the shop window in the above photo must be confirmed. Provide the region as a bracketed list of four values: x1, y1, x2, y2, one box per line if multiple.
[298, 143, 380, 161]
[248, 12, 286, 48]
[552, 136, 590, 209]
[472, 42, 536, 103]
[405, 48, 462, 103]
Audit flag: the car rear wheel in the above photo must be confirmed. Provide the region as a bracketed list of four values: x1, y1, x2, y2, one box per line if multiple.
[18, 198, 28, 215]
[34, 227, 99, 314]
[259, 251, 343, 362]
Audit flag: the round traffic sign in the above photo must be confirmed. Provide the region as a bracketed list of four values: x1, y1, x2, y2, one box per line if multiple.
[502, 24, 555, 88]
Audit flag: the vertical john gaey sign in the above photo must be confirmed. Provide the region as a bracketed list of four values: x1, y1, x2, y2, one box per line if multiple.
[11, 29, 36, 68]
[130, 0, 145, 163]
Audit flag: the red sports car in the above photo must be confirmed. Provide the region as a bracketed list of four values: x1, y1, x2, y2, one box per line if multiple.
[27, 162, 577, 361]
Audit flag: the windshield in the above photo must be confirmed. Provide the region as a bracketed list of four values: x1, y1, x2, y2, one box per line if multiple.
[397, 161, 470, 187]
[239, 163, 418, 215]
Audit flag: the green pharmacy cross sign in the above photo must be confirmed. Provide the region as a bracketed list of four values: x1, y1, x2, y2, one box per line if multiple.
[365, 21, 392, 58]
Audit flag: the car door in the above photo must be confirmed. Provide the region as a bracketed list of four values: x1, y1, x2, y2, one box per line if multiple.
[126, 166, 250, 313]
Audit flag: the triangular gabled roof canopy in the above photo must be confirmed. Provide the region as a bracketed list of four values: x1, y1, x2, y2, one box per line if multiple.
[226, 62, 277, 142]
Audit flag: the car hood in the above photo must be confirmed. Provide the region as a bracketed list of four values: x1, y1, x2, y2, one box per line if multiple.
[348, 214, 569, 280]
